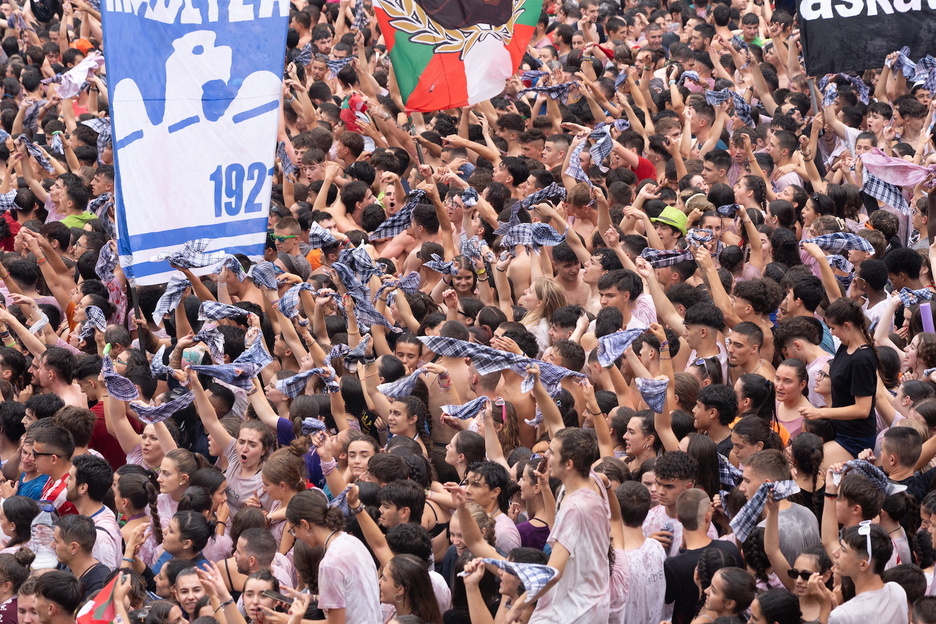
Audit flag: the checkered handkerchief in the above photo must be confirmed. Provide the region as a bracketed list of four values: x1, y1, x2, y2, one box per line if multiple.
[502, 223, 566, 254]
[95, 241, 118, 283]
[338, 243, 382, 283]
[327, 58, 353, 78]
[899, 287, 935, 307]
[130, 391, 196, 425]
[528, 360, 585, 394]
[473, 559, 558, 601]
[18, 135, 53, 172]
[730, 35, 748, 51]
[308, 222, 339, 249]
[460, 235, 483, 263]
[717, 204, 742, 217]
[209, 255, 247, 282]
[521, 70, 549, 84]
[493, 202, 522, 236]
[687, 228, 715, 247]
[151, 345, 172, 378]
[704, 89, 753, 126]
[277, 141, 297, 177]
[371, 190, 425, 241]
[344, 334, 372, 371]
[278, 283, 315, 319]
[193, 324, 225, 364]
[302, 417, 327, 435]
[679, 70, 699, 85]
[418, 337, 529, 376]
[587, 124, 613, 173]
[640, 248, 693, 268]
[152, 239, 226, 269]
[718, 453, 743, 489]
[248, 262, 280, 290]
[827, 254, 854, 275]
[564, 136, 590, 184]
[800, 232, 875, 255]
[836, 459, 906, 495]
[198, 301, 246, 322]
[730, 480, 800, 543]
[102, 355, 139, 401]
[461, 188, 479, 207]
[516, 82, 576, 104]
[819, 73, 869, 104]
[614, 67, 628, 89]
[375, 272, 421, 302]
[78, 305, 107, 341]
[294, 44, 313, 67]
[377, 367, 425, 399]
[596, 328, 647, 367]
[81, 117, 112, 162]
[352, 0, 369, 30]
[328, 485, 353, 516]
[862, 170, 911, 216]
[519, 182, 567, 209]
[636, 377, 668, 413]
[822, 82, 838, 108]
[276, 367, 340, 398]
[189, 336, 272, 389]
[325, 344, 349, 370]
[425, 254, 458, 276]
[442, 395, 490, 420]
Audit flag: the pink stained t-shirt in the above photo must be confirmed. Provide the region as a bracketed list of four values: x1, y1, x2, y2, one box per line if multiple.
[316, 532, 382, 624]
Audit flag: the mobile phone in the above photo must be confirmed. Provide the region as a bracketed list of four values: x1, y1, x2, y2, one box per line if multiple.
[263, 590, 294, 605]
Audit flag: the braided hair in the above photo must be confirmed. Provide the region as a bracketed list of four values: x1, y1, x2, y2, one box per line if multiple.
[741, 527, 772, 585]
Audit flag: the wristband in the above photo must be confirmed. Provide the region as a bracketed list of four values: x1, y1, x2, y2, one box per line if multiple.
[351, 504, 366, 515]
[320, 458, 338, 476]
[824, 492, 838, 499]
[122, 557, 134, 563]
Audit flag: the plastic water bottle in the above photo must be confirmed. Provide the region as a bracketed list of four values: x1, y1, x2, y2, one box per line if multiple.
[29, 501, 57, 569]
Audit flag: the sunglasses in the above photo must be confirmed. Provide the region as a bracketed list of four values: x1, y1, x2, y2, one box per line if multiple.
[786, 568, 817, 582]
[270, 234, 298, 242]
[839, 519, 874, 560]
[32, 451, 59, 458]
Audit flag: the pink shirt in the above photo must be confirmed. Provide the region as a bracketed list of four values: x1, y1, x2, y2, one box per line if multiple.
[317, 533, 382, 623]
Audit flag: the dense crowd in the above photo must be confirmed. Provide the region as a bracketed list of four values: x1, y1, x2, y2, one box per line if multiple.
[0, 0, 929, 623]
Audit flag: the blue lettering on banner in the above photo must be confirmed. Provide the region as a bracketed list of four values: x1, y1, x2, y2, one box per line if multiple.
[103, 0, 288, 285]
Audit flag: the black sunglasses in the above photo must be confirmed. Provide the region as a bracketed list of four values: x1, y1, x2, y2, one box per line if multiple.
[32, 451, 59, 458]
[787, 569, 816, 582]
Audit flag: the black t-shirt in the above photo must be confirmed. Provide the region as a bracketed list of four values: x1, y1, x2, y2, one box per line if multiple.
[829, 344, 877, 439]
[894, 468, 936, 502]
[715, 435, 734, 458]
[78, 562, 111, 601]
[664, 540, 742, 624]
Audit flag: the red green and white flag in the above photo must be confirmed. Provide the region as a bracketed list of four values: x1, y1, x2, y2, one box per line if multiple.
[76, 576, 118, 624]
[374, 0, 542, 112]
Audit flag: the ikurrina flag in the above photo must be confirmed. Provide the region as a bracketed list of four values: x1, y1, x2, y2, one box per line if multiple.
[76, 575, 118, 624]
[374, 0, 542, 112]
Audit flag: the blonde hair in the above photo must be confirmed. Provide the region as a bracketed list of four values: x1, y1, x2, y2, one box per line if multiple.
[521, 277, 568, 328]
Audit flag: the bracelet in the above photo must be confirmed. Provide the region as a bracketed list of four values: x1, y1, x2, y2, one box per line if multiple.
[99, 394, 109, 398]
[216, 600, 234, 613]
[36, 257, 46, 265]
[476, 268, 487, 275]
[659, 340, 669, 348]
[824, 493, 838, 499]
[496, 267, 507, 272]
[217, 281, 228, 288]
[347, 330, 360, 335]
[659, 356, 672, 360]
[0, 273, 8, 280]
[284, 96, 295, 103]
[351, 503, 366, 515]
[122, 557, 134, 563]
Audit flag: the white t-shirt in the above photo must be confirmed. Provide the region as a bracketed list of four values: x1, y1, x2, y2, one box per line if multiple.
[317, 533, 382, 624]
[89, 505, 123, 571]
[642, 504, 719, 557]
[529, 481, 611, 624]
[829, 582, 908, 624]
[609, 539, 666, 624]
[430, 570, 452, 613]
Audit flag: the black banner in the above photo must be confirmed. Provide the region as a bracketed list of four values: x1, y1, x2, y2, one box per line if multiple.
[798, 0, 936, 76]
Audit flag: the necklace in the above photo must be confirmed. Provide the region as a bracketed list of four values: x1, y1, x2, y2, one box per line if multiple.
[323, 530, 339, 550]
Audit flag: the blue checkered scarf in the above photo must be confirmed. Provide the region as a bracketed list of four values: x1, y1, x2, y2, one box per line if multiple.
[82, 117, 112, 163]
[587, 124, 613, 173]
[521, 70, 549, 85]
[102, 354, 139, 401]
[344, 334, 372, 370]
[377, 367, 425, 399]
[249, 262, 280, 290]
[716, 203, 742, 217]
[375, 271, 421, 302]
[328, 484, 353, 516]
[442, 395, 490, 420]
[892, 47, 917, 79]
[687, 228, 715, 247]
[899, 287, 935, 307]
[49, 132, 64, 155]
[730, 35, 748, 51]
[352, 0, 369, 30]
[821, 82, 838, 108]
[371, 190, 425, 241]
[912, 55, 936, 87]
[8, 13, 32, 30]
[596, 327, 647, 367]
[862, 170, 911, 216]
[679, 70, 699, 85]
[189, 355, 268, 390]
[332, 261, 398, 333]
[277, 367, 340, 398]
[827, 254, 854, 274]
[640, 247, 693, 268]
[418, 336, 528, 376]
[461, 188, 479, 207]
[95, 241, 118, 283]
[468, 559, 559, 600]
[519, 182, 567, 209]
[532, 360, 585, 394]
[705, 89, 754, 127]
[460, 235, 483, 263]
[193, 324, 225, 364]
[338, 244, 382, 283]
[17, 135, 53, 173]
[294, 43, 314, 67]
[302, 417, 327, 435]
[327, 58, 353, 78]
[308, 222, 339, 249]
[152, 239, 226, 269]
[494, 202, 522, 236]
[819, 73, 870, 104]
[325, 344, 349, 370]
[636, 377, 669, 413]
[564, 137, 590, 185]
[151, 345, 172, 378]
[834, 459, 907, 496]
[424, 253, 458, 276]
[277, 141, 298, 177]
[800, 232, 875, 255]
[278, 283, 316, 319]
[614, 67, 628, 89]
[502, 222, 566, 254]
[718, 453, 743, 490]
[517, 82, 576, 104]
[78, 305, 107, 341]
[730, 480, 801, 543]
[198, 301, 246, 322]
[208, 255, 247, 282]
[131, 391, 197, 425]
